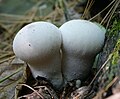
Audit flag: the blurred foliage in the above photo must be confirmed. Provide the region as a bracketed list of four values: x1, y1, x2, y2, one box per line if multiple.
[0, 0, 35, 14]
[0, 0, 58, 15]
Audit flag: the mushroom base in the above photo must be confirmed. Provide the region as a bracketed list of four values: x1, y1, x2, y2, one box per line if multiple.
[28, 52, 64, 90]
[62, 54, 95, 82]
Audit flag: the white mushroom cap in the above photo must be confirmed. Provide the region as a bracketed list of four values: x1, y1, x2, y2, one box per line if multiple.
[59, 19, 105, 82]
[13, 22, 63, 89]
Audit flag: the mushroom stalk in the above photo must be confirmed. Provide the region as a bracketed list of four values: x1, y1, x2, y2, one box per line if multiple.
[62, 53, 95, 81]
[28, 52, 62, 88]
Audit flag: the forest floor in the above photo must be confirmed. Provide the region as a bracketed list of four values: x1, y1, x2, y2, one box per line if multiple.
[0, 0, 120, 99]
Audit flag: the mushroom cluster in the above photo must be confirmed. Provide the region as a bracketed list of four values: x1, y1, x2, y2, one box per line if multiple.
[13, 20, 106, 90]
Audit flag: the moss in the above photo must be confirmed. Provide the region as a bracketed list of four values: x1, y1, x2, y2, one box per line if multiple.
[112, 39, 120, 65]
[107, 19, 120, 38]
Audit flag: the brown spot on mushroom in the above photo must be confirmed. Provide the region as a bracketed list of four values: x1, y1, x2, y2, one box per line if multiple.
[29, 44, 31, 47]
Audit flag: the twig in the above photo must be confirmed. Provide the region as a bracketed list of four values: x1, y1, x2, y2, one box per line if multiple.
[17, 84, 44, 99]
[60, 0, 70, 21]
[0, 67, 23, 83]
[89, 0, 116, 21]
[81, 0, 94, 19]
[106, 0, 120, 28]
[35, 86, 54, 98]
[88, 54, 112, 87]
[0, 23, 12, 34]
[0, 52, 14, 59]
[0, 13, 30, 19]
[0, 55, 15, 64]
[105, 76, 118, 91]
[100, 0, 118, 25]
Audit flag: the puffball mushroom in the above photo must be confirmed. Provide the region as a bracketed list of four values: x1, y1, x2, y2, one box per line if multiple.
[13, 22, 63, 90]
[59, 19, 106, 82]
